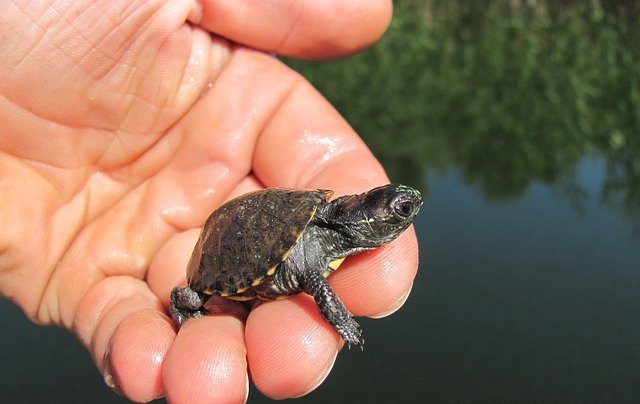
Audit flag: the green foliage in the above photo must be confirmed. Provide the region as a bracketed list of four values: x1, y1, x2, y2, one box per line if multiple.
[284, 0, 640, 218]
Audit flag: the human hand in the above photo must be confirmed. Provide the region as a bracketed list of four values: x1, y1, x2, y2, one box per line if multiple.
[0, 1, 419, 402]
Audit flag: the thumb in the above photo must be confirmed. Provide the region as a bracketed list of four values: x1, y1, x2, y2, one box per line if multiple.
[193, 0, 393, 59]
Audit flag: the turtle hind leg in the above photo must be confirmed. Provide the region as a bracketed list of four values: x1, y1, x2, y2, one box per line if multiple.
[169, 286, 207, 326]
[301, 270, 364, 348]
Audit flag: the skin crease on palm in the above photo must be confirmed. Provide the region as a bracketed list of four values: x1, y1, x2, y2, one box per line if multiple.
[0, 0, 420, 402]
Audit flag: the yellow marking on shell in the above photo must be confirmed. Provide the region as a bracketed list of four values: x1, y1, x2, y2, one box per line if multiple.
[236, 286, 248, 294]
[323, 257, 346, 277]
[319, 189, 334, 199]
[225, 295, 255, 301]
[251, 276, 264, 286]
[202, 287, 214, 295]
[282, 204, 316, 261]
[275, 203, 313, 272]
[329, 257, 346, 270]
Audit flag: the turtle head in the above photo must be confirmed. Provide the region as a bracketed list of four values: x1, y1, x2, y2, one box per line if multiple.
[320, 184, 422, 250]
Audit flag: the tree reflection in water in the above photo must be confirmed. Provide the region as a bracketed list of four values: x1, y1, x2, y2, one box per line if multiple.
[286, 0, 640, 231]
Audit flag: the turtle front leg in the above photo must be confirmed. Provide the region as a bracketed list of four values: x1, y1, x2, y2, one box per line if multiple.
[301, 270, 364, 348]
[169, 286, 207, 326]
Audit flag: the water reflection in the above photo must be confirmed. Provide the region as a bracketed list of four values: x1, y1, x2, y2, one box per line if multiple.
[286, 0, 640, 229]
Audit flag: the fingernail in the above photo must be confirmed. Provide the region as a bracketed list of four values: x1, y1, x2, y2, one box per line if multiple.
[102, 346, 123, 396]
[187, 0, 203, 24]
[243, 372, 249, 404]
[292, 349, 338, 398]
[369, 286, 412, 319]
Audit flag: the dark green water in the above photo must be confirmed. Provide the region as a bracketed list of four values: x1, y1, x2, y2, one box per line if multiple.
[2, 1, 640, 402]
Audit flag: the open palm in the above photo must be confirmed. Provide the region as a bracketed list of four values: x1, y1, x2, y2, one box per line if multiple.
[0, 1, 419, 401]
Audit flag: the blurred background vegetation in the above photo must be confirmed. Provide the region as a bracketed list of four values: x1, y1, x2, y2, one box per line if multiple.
[285, 0, 640, 226]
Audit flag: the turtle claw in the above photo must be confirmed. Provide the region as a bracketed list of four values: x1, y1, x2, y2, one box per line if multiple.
[337, 317, 365, 349]
[169, 286, 206, 326]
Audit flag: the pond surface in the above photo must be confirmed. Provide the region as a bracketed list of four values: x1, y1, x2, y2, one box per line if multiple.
[2, 1, 640, 402]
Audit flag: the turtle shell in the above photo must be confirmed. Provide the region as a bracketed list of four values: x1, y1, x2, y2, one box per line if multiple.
[186, 188, 332, 297]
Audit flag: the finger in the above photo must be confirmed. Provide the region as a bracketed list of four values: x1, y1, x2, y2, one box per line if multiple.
[147, 229, 201, 305]
[163, 316, 248, 403]
[329, 227, 420, 318]
[73, 277, 174, 402]
[195, 0, 392, 59]
[252, 59, 387, 191]
[246, 295, 340, 399]
[105, 307, 175, 401]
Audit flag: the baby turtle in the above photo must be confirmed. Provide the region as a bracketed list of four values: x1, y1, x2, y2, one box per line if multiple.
[169, 184, 422, 347]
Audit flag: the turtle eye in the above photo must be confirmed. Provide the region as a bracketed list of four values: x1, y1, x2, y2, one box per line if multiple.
[393, 200, 415, 218]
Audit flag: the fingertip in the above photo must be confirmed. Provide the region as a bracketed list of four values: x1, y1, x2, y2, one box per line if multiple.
[330, 227, 420, 318]
[197, 0, 393, 59]
[73, 277, 177, 401]
[254, 76, 389, 189]
[164, 317, 248, 403]
[276, 0, 394, 59]
[105, 309, 175, 401]
[245, 296, 340, 399]
[186, 0, 203, 25]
